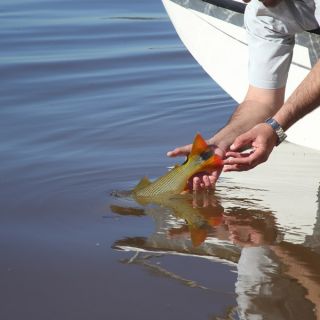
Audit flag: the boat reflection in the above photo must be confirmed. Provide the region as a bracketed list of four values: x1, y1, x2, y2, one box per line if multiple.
[110, 187, 320, 319]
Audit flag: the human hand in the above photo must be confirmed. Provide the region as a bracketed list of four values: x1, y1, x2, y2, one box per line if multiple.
[223, 123, 277, 172]
[167, 143, 225, 190]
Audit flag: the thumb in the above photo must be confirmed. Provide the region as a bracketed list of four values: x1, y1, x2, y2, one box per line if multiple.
[230, 132, 253, 151]
[167, 144, 192, 157]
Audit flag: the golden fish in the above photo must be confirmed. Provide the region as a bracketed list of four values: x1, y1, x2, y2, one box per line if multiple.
[133, 133, 222, 198]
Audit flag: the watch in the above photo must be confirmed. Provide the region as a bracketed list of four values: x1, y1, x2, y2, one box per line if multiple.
[265, 118, 287, 146]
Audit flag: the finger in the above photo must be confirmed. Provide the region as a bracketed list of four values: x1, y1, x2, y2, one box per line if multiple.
[167, 144, 192, 157]
[208, 175, 216, 186]
[224, 147, 265, 167]
[223, 164, 252, 172]
[223, 154, 246, 165]
[208, 166, 222, 185]
[193, 176, 201, 191]
[203, 175, 212, 189]
[230, 132, 253, 152]
[225, 151, 242, 158]
[224, 155, 252, 166]
[225, 150, 254, 159]
[224, 151, 266, 171]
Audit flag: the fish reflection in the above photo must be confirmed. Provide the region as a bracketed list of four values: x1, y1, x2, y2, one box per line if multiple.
[112, 191, 229, 248]
[110, 189, 320, 319]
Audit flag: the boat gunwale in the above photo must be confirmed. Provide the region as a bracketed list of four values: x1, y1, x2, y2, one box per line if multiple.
[201, 0, 320, 34]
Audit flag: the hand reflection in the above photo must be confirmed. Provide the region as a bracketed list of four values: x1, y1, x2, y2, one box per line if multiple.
[111, 188, 320, 319]
[222, 209, 279, 247]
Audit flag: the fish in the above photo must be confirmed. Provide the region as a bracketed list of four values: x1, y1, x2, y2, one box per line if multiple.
[133, 133, 222, 198]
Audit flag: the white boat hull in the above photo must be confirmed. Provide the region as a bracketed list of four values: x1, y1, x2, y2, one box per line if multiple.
[163, 0, 320, 151]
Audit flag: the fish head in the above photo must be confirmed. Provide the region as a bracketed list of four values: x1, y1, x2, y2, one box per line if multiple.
[188, 133, 223, 173]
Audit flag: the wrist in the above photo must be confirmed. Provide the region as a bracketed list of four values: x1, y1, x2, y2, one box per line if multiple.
[265, 118, 287, 146]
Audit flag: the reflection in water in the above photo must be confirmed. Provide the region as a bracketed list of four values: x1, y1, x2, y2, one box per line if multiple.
[305, 186, 320, 255]
[110, 186, 320, 319]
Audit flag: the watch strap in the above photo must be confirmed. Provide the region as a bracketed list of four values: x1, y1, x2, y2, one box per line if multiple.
[265, 118, 287, 146]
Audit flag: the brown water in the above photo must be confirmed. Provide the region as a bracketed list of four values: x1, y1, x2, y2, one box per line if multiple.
[1, 0, 320, 319]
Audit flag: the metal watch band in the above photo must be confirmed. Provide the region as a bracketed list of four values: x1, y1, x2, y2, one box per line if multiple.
[265, 118, 287, 146]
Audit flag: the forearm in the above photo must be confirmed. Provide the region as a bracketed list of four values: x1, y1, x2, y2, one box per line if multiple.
[209, 86, 285, 151]
[274, 60, 320, 130]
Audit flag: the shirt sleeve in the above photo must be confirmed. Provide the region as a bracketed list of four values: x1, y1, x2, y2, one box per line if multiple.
[244, 1, 302, 89]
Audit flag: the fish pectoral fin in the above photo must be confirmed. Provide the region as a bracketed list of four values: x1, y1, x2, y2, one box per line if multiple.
[133, 176, 151, 192]
[190, 133, 208, 157]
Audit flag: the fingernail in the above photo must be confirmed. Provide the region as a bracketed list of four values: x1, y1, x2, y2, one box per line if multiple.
[230, 144, 235, 150]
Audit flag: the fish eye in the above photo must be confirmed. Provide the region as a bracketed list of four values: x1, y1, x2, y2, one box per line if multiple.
[200, 150, 213, 160]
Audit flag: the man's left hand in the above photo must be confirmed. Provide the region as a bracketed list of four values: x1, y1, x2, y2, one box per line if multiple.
[223, 123, 278, 172]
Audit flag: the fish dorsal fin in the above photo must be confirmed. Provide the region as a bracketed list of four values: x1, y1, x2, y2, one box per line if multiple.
[190, 133, 208, 157]
[133, 176, 151, 192]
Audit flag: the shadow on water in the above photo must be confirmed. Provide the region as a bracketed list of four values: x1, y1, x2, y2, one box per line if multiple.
[110, 184, 320, 319]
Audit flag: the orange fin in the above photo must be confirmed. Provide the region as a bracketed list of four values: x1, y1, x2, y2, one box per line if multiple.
[133, 176, 151, 192]
[190, 227, 208, 247]
[190, 133, 208, 157]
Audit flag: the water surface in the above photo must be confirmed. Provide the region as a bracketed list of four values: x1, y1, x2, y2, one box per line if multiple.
[1, 0, 320, 319]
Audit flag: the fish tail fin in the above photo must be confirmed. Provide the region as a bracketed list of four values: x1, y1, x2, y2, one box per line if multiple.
[190, 133, 208, 157]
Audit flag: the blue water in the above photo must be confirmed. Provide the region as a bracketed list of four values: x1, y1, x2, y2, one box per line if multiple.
[1, 0, 319, 319]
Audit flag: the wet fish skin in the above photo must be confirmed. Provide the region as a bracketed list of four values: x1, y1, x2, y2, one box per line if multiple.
[133, 133, 222, 198]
